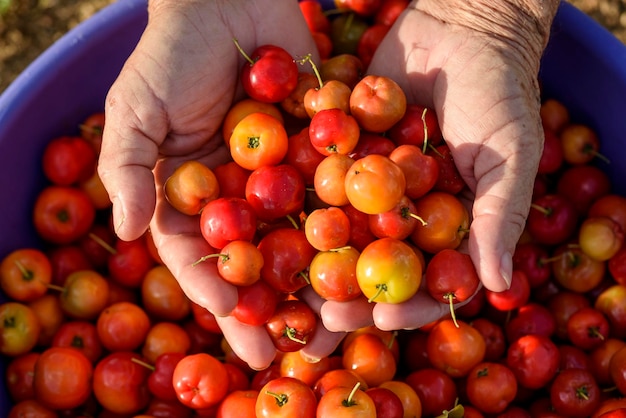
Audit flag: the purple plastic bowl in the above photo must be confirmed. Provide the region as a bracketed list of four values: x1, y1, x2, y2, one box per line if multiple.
[0, 0, 625, 414]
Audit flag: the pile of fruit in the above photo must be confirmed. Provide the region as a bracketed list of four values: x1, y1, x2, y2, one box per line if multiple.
[3, 0, 626, 417]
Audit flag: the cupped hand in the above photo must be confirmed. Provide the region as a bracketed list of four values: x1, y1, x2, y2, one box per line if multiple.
[321, 2, 551, 332]
[97, 0, 341, 369]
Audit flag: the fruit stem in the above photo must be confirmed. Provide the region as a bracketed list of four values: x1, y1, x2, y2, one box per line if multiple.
[47, 283, 65, 293]
[444, 293, 460, 328]
[409, 213, 428, 226]
[530, 203, 552, 216]
[233, 38, 255, 66]
[130, 357, 156, 371]
[89, 232, 117, 255]
[299, 270, 311, 285]
[386, 331, 397, 350]
[13, 259, 34, 281]
[286, 214, 300, 230]
[367, 283, 387, 303]
[79, 124, 103, 136]
[297, 53, 324, 89]
[285, 327, 307, 345]
[330, 246, 353, 252]
[427, 143, 443, 158]
[192, 253, 225, 267]
[265, 391, 289, 407]
[588, 146, 611, 165]
[342, 382, 361, 407]
[421, 108, 430, 155]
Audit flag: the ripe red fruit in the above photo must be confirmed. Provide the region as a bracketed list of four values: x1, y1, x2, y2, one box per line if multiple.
[506, 334, 560, 390]
[424, 248, 480, 327]
[42, 135, 96, 186]
[265, 299, 317, 352]
[245, 164, 306, 221]
[200, 197, 257, 249]
[236, 42, 299, 103]
[527, 193, 578, 246]
[485, 270, 531, 312]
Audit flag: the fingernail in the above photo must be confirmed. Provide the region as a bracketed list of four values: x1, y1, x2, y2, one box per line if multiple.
[113, 202, 125, 235]
[300, 352, 321, 364]
[500, 251, 513, 289]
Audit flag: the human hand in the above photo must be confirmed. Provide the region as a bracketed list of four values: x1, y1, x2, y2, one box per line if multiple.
[321, 0, 560, 332]
[97, 0, 345, 369]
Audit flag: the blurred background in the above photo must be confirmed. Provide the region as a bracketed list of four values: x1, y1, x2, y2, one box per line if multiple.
[0, 0, 625, 94]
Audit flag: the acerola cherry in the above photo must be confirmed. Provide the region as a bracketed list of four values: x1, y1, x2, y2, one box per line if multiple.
[425, 248, 481, 327]
[245, 164, 306, 222]
[356, 237, 421, 304]
[200, 197, 257, 249]
[235, 41, 299, 103]
[344, 154, 406, 215]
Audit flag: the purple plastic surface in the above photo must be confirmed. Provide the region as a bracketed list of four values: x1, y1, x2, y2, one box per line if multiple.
[0, 0, 147, 414]
[0, 0, 625, 414]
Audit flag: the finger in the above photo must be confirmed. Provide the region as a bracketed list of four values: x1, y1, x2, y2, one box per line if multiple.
[150, 218, 239, 316]
[466, 114, 543, 292]
[215, 315, 277, 371]
[297, 286, 347, 361]
[98, 83, 164, 241]
[319, 296, 375, 332]
[300, 318, 346, 363]
[372, 291, 451, 331]
[150, 167, 238, 315]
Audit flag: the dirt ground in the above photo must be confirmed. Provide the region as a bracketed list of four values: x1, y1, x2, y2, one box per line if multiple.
[0, 0, 625, 94]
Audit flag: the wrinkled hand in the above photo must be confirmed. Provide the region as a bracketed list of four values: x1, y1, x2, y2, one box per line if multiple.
[97, 0, 345, 370]
[320, 2, 551, 332]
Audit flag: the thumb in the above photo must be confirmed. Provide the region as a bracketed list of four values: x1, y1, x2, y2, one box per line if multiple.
[464, 126, 543, 292]
[98, 87, 165, 241]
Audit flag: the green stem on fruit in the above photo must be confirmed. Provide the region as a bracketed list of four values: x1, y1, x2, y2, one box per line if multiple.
[458, 226, 470, 235]
[588, 326, 606, 341]
[385, 331, 398, 350]
[247, 135, 261, 149]
[436, 399, 465, 418]
[297, 53, 324, 90]
[299, 270, 311, 285]
[586, 145, 611, 165]
[427, 142, 443, 158]
[70, 335, 85, 349]
[232, 38, 255, 66]
[444, 293, 460, 328]
[192, 253, 227, 267]
[89, 232, 117, 255]
[47, 283, 65, 293]
[79, 124, 103, 136]
[284, 327, 307, 345]
[286, 214, 300, 230]
[530, 203, 552, 216]
[130, 357, 155, 371]
[12, 259, 34, 281]
[265, 391, 289, 407]
[575, 386, 590, 401]
[602, 385, 619, 394]
[342, 382, 361, 407]
[541, 254, 565, 264]
[368, 283, 387, 303]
